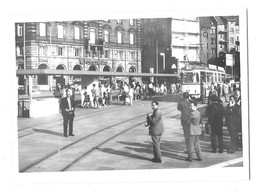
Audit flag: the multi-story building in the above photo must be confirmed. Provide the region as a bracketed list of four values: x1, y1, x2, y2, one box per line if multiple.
[171, 17, 200, 68]
[141, 17, 200, 84]
[15, 19, 142, 91]
[199, 17, 218, 64]
[199, 16, 240, 78]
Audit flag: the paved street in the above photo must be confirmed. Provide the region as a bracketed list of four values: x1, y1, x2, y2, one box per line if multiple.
[17, 94, 243, 172]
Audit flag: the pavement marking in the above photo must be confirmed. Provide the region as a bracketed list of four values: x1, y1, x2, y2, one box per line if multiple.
[207, 157, 243, 168]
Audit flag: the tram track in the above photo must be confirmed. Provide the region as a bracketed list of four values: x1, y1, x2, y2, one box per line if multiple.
[18, 105, 124, 132]
[19, 104, 179, 172]
[18, 105, 133, 138]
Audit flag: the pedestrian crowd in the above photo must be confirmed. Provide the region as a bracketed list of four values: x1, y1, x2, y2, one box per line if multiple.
[176, 81, 242, 162]
[57, 80, 242, 165]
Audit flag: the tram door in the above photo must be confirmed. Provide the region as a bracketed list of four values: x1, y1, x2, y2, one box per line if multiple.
[200, 71, 206, 83]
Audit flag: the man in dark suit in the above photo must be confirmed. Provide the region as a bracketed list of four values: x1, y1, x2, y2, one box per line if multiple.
[60, 89, 75, 137]
[148, 101, 164, 163]
[205, 95, 226, 153]
[177, 92, 191, 153]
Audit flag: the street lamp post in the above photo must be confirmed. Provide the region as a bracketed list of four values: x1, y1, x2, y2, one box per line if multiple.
[160, 53, 165, 71]
[155, 41, 159, 85]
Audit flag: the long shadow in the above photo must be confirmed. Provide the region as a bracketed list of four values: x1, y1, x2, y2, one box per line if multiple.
[117, 140, 187, 161]
[97, 148, 151, 161]
[33, 128, 64, 137]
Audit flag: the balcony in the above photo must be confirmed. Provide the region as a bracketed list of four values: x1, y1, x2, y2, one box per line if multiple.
[105, 42, 139, 49]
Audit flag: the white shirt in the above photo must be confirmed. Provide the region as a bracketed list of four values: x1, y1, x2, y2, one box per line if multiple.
[67, 97, 71, 110]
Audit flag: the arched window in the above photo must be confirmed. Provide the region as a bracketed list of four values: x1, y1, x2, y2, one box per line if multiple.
[73, 65, 82, 79]
[104, 30, 109, 43]
[38, 64, 48, 85]
[103, 65, 111, 72]
[130, 33, 135, 45]
[89, 65, 97, 71]
[116, 66, 123, 72]
[129, 66, 136, 73]
[56, 64, 65, 70]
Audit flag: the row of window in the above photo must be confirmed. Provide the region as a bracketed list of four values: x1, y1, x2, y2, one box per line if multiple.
[104, 19, 135, 25]
[16, 23, 136, 45]
[143, 23, 166, 33]
[16, 44, 137, 60]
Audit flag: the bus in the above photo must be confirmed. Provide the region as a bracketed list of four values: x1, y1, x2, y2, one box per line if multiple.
[181, 63, 226, 99]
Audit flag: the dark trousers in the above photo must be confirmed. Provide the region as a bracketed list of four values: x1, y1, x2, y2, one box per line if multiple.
[63, 115, 74, 136]
[210, 125, 223, 151]
[228, 127, 238, 152]
[151, 134, 162, 159]
[93, 96, 98, 108]
[107, 93, 110, 105]
[181, 119, 190, 152]
[188, 135, 202, 160]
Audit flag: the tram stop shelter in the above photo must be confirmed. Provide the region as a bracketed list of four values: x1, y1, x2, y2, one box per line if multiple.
[16, 69, 178, 118]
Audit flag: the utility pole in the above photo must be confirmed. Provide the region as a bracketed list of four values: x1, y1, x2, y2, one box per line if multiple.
[155, 40, 159, 85]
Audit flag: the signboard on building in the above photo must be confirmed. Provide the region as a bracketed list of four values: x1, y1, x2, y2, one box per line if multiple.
[226, 54, 234, 66]
[208, 64, 217, 70]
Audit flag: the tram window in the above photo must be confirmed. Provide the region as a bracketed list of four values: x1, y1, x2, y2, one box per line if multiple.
[195, 73, 199, 83]
[206, 72, 213, 83]
[183, 73, 193, 83]
[200, 72, 206, 83]
[222, 74, 225, 82]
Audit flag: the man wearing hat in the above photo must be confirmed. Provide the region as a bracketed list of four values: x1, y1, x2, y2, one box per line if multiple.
[60, 89, 75, 137]
[205, 95, 226, 153]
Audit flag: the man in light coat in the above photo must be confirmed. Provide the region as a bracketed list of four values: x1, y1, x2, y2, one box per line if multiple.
[186, 101, 202, 161]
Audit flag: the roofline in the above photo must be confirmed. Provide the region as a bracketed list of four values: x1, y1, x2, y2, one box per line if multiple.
[16, 69, 178, 77]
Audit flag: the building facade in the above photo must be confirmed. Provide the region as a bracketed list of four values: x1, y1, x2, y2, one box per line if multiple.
[199, 17, 218, 64]
[141, 17, 200, 84]
[15, 19, 142, 91]
[199, 16, 240, 79]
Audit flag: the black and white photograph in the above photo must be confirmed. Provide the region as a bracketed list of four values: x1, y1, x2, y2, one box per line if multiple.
[1, 0, 258, 193]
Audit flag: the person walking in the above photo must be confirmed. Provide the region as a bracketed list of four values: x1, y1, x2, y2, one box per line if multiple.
[208, 84, 218, 105]
[91, 84, 99, 108]
[83, 87, 90, 108]
[235, 89, 241, 107]
[177, 92, 191, 153]
[148, 82, 153, 98]
[201, 81, 207, 104]
[60, 89, 75, 137]
[148, 101, 164, 163]
[106, 84, 111, 105]
[225, 95, 241, 153]
[205, 95, 226, 153]
[223, 82, 229, 103]
[128, 85, 134, 106]
[80, 86, 87, 107]
[122, 82, 129, 105]
[186, 101, 202, 162]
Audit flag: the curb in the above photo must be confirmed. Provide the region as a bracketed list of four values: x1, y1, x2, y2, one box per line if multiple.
[207, 157, 243, 168]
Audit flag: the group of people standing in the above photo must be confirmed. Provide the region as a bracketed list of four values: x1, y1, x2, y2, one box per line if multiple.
[80, 83, 111, 109]
[116, 82, 142, 106]
[177, 86, 242, 162]
[59, 80, 242, 165]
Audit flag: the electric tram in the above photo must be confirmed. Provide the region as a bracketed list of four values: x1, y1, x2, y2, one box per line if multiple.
[181, 63, 226, 99]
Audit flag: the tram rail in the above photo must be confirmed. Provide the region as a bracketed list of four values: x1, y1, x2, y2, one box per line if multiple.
[19, 104, 179, 172]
